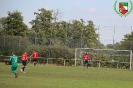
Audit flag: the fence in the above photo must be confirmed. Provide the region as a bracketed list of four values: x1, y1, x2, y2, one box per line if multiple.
[0, 55, 132, 69]
[0, 56, 75, 66]
[0, 35, 101, 56]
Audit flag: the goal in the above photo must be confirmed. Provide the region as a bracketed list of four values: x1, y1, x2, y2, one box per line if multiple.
[75, 48, 132, 70]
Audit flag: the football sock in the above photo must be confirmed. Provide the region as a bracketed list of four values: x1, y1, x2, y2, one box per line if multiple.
[22, 67, 25, 71]
[12, 70, 16, 75]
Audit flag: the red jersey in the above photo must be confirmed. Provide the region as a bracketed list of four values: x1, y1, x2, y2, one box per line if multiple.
[83, 55, 89, 60]
[32, 51, 38, 59]
[22, 53, 28, 61]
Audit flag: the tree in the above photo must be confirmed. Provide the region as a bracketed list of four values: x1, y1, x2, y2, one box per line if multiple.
[55, 21, 67, 38]
[3, 10, 28, 36]
[115, 33, 133, 50]
[70, 20, 83, 39]
[0, 17, 6, 35]
[106, 44, 113, 49]
[29, 8, 104, 48]
[52, 9, 63, 23]
[30, 8, 53, 38]
[82, 20, 98, 48]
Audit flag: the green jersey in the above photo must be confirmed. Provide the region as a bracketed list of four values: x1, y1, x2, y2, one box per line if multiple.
[10, 55, 18, 67]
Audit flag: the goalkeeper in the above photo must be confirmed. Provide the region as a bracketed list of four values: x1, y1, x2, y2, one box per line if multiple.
[83, 53, 89, 68]
[10, 52, 19, 78]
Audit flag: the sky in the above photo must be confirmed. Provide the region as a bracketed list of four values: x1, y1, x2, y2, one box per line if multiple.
[0, 0, 133, 45]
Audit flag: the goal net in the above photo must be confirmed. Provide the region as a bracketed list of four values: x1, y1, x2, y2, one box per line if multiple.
[75, 48, 132, 70]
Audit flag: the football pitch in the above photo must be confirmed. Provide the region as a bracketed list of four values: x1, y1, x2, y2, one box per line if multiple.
[0, 63, 133, 88]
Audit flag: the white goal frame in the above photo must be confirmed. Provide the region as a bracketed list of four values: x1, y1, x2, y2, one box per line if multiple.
[75, 48, 132, 70]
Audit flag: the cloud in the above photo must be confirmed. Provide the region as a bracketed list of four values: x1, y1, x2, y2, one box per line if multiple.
[77, 8, 97, 13]
[87, 8, 96, 12]
[71, 5, 97, 13]
[44, 6, 51, 10]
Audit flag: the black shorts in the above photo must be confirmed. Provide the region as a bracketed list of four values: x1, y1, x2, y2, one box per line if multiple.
[33, 59, 37, 62]
[22, 60, 27, 66]
[84, 60, 88, 64]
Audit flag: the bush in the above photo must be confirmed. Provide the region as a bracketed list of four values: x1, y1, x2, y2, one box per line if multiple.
[39, 46, 74, 59]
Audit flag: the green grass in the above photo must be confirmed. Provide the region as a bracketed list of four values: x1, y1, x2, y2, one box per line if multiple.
[0, 63, 133, 88]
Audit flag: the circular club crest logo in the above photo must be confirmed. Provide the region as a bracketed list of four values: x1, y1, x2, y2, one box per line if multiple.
[114, 0, 133, 17]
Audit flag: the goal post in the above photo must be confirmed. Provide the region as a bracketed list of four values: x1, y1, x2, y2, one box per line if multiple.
[75, 48, 132, 70]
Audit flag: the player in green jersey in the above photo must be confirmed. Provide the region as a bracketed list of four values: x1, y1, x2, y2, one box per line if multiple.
[10, 52, 19, 78]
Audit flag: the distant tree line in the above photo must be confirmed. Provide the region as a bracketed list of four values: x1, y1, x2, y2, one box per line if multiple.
[0, 8, 132, 57]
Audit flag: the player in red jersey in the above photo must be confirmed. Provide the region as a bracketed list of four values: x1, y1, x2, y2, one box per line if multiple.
[31, 50, 38, 66]
[20, 51, 28, 73]
[83, 53, 89, 68]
